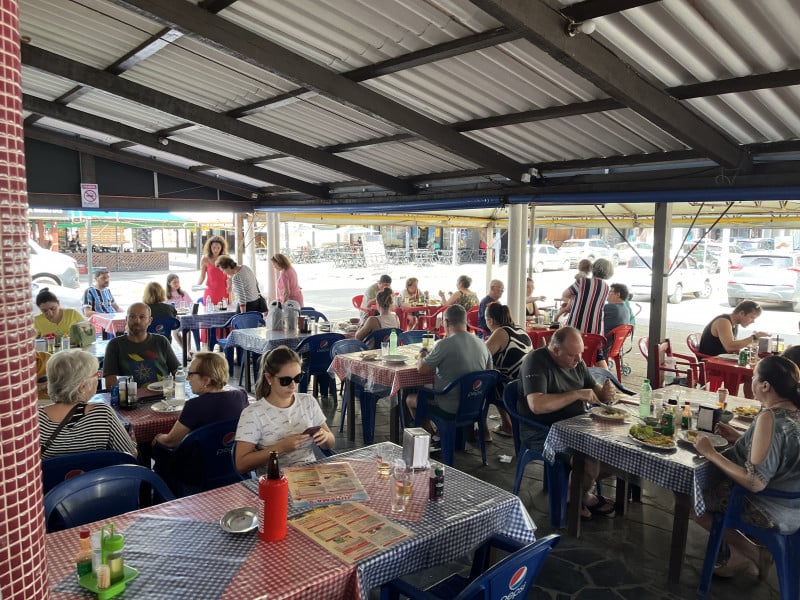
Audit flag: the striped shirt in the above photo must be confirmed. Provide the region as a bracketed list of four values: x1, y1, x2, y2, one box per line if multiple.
[38, 403, 137, 459]
[231, 265, 260, 305]
[83, 286, 116, 313]
[566, 278, 610, 335]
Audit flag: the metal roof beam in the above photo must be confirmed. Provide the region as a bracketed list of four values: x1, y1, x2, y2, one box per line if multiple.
[198, 0, 240, 13]
[471, 0, 751, 171]
[669, 68, 800, 99]
[23, 94, 328, 198]
[111, 0, 528, 183]
[107, 28, 184, 75]
[561, 0, 661, 22]
[22, 45, 413, 194]
[26, 127, 258, 200]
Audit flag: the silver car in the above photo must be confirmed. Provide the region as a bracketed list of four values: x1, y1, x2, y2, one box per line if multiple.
[627, 255, 712, 304]
[530, 244, 570, 272]
[558, 239, 619, 267]
[727, 253, 800, 311]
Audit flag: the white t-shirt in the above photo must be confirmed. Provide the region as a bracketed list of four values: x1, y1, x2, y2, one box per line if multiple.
[235, 392, 326, 474]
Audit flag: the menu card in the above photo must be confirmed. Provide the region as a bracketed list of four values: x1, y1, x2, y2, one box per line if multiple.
[291, 502, 413, 563]
[284, 462, 369, 511]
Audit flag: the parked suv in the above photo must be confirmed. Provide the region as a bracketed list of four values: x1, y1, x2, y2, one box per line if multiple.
[29, 239, 80, 288]
[627, 255, 712, 304]
[727, 253, 800, 311]
[558, 239, 619, 267]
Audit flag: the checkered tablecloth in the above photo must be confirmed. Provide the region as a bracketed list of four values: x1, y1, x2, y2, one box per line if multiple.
[90, 312, 127, 335]
[543, 413, 717, 515]
[115, 403, 180, 444]
[178, 310, 236, 332]
[47, 481, 359, 600]
[227, 327, 309, 355]
[329, 346, 434, 398]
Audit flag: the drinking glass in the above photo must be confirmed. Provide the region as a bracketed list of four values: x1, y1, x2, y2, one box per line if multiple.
[390, 459, 410, 512]
[162, 375, 174, 402]
[381, 341, 390, 357]
[376, 443, 393, 480]
[422, 333, 434, 350]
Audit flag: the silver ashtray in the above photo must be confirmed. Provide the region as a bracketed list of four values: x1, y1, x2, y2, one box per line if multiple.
[220, 507, 258, 534]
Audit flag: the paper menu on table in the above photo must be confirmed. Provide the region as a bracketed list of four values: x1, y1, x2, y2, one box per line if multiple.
[284, 462, 369, 510]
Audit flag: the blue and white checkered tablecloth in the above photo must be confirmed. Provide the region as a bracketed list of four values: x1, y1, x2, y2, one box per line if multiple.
[243, 445, 536, 599]
[543, 414, 717, 515]
[226, 327, 309, 354]
[178, 310, 236, 332]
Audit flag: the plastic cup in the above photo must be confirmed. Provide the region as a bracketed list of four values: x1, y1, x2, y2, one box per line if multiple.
[376, 443, 393, 479]
[390, 459, 409, 512]
[422, 334, 434, 350]
[381, 341, 390, 357]
[162, 375, 174, 401]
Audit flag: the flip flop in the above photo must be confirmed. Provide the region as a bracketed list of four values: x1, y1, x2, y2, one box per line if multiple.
[586, 495, 616, 517]
[492, 425, 513, 437]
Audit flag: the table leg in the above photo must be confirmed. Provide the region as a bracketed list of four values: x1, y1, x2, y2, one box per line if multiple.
[668, 491, 691, 583]
[348, 377, 356, 442]
[244, 349, 252, 392]
[182, 330, 190, 367]
[614, 476, 626, 516]
[390, 396, 400, 444]
[567, 453, 585, 537]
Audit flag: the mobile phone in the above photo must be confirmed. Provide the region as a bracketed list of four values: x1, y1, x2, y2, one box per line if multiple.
[303, 426, 321, 436]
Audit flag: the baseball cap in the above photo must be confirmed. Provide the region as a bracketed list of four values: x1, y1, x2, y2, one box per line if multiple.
[379, 274, 392, 284]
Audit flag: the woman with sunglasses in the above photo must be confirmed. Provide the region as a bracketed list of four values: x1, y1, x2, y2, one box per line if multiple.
[235, 346, 334, 475]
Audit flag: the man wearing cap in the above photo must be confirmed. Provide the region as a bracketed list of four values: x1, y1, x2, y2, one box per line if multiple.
[361, 274, 392, 313]
[83, 268, 121, 317]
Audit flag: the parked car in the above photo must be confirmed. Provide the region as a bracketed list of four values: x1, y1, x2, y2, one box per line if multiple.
[615, 241, 653, 264]
[734, 238, 775, 252]
[558, 239, 619, 267]
[727, 253, 800, 311]
[627, 254, 713, 304]
[530, 244, 570, 272]
[29, 239, 80, 288]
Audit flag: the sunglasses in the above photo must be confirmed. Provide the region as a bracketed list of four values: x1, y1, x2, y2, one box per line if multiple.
[275, 373, 303, 386]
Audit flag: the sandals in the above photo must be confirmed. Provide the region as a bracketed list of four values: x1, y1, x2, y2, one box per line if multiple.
[585, 495, 616, 517]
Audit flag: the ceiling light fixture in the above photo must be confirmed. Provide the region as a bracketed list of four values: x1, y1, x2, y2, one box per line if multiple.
[567, 19, 597, 37]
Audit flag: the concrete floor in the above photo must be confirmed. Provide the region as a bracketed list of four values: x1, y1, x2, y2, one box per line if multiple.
[275, 324, 781, 600]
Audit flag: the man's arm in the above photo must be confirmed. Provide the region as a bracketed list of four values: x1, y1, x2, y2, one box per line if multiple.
[103, 339, 120, 388]
[417, 347, 434, 375]
[526, 388, 596, 415]
[83, 288, 97, 317]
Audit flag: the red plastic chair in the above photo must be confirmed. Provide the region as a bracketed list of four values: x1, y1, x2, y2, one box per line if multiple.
[466, 306, 488, 339]
[605, 325, 633, 380]
[580, 333, 606, 367]
[638, 337, 705, 389]
[352, 294, 370, 317]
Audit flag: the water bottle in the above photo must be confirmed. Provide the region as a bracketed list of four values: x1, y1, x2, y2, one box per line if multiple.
[639, 379, 652, 418]
[205, 295, 213, 312]
[389, 329, 398, 355]
[174, 366, 186, 401]
[258, 451, 288, 542]
[662, 356, 676, 385]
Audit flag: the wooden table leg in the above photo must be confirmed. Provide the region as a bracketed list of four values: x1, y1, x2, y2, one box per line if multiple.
[668, 491, 691, 583]
[567, 453, 585, 537]
[347, 378, 356, 442]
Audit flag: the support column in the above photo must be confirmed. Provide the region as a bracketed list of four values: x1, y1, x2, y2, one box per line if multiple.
[507, 204, 528, 325]
[266, 213, 280, 301]
[484, 225, 494, 285]
[234, 214, 244, 265]
[244, 214, 256, 272]
[648, 202, 672, 384]
[1, 0, 50, 596]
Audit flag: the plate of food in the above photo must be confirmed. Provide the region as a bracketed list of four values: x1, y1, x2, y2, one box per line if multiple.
[151, 400, 185, 413]
[589, 405, 629, 421]
[220, 507, 258, 534]
[733, 406, 759, 420]
[176, 308, 189, 316]
[382, 354, 408, 364]
[678, 430, 727, 449]
[628, 424, 677, 451]
[147, 381, 164, 391]
[360, 352, 379, 362]
[718, 353, 741, 361]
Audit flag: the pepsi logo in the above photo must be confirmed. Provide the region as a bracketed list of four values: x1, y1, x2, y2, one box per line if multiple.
[223, 432, 236, 445]
[508, 566, 527, 590]
[320, 340, 330, 349]
[65, 468, 85, 481]
[472, 380, 483, 391]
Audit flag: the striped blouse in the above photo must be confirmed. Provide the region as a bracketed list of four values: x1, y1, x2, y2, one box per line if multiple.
[566, 277, 610, 335]
[38, 403, 137, 459]
[230, 265, 261, 305]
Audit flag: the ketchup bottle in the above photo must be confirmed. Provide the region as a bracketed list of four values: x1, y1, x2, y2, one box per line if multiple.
[258, 451, 288, 541]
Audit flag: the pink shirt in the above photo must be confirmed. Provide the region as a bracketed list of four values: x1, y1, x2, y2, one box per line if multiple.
[278, 266, 304, 306]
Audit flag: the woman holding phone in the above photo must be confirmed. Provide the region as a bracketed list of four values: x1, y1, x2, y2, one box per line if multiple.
[234, 346, 334, 475]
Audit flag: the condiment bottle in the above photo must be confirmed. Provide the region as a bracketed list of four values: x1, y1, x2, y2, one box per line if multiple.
[681, 401, 692, 430]
[389, 329, 398, 355]
[258, 451, 288, 542]
[75, 529, 92, 579]
[174, 367, 186, 401]
[101, 523, 125, 584]
[661, 399, 677, 436]
[429, 464, 444, 502]
[117, 376, 128, 408]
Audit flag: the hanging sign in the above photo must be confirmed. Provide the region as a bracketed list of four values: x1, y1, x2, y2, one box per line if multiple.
[80, 183, 99, 208]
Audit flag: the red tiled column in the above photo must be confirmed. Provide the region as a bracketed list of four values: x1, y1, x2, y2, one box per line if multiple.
[0, 1, 49, 598]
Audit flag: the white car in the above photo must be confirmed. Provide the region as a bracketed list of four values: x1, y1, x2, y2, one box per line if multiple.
[615, 241, 653, 265]
[627, 255, 713, 304]
[530, 244, 570, 272]
[558, 238, 619, 267]
[29, 239, 81, 288]
[727, 253, 800, 311]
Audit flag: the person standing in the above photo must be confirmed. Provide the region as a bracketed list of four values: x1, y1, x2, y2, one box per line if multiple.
[478, 279, 505, 331]
[698, 300, 768, 356]
[271, 253, 304, 306]
[197, 235, 229, 350]
[82, 267, 121, 316]
[560, 258, 614, 335]
[216, 255, 265, 313]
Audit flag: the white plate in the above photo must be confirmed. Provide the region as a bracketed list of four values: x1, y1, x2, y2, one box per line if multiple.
[589, 406, 628, 421]
[360, 353, 379, 362]
[382, 355, 408, 364]
[718, 353, 740, 361]
[627, 433, 677, 451]
[678, 430, 727, 448]
[147, 381, 164, 391]
[151, 400, 185, 413]
[220, 507, 258, 533]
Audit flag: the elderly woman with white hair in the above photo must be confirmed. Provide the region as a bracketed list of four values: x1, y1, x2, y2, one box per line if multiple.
[38, 349, 136, 459]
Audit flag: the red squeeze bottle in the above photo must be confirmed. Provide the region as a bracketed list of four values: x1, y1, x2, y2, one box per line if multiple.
[258, 451, 288, 542]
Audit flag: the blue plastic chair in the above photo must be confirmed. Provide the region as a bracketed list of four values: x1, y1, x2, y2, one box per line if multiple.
[362, 327, 403, 351]
[415, 369, 500, 466]
[502, 380, 569, 528]
[41, 450, 138, 495]
[217, 311, 265, 381]
[587, 366, 636, 395]
[147, 317, 180, 338]
[295, 333, 345, 403]
[397, 330, 436, 345]
[43, 464, 175, 532]
[330, 339, 391, 443]
[380, 533, 560, 600]
[300, 308, 328, 322]
[698, 484, 800, 600]
[153, 418, 243, 497]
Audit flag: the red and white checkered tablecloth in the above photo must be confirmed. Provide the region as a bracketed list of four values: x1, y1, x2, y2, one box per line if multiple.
[89, 312, 127, 335]
[115, 404, 180, 444]
[329, 346, 433, 398]
[47, 482, 360, 600]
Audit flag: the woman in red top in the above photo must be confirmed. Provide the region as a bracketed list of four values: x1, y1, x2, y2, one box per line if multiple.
[197, 235, 229, 350]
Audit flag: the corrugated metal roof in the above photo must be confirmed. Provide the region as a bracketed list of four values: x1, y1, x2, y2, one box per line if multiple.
[169, 126, 276, 160]
[21, 66, 77, 100]
[68, 89, 185, 133]
[339, 139, 479, 176]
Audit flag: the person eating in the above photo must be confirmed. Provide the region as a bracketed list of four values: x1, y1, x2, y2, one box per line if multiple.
[698, 300, 769, 356]
[34, 287, 85, 338]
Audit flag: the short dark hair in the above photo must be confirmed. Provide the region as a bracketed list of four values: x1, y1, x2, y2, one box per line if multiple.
[733, 300, 761, 316]
[215, 255, 237, 270]
[35, 287, 59, 307]
[610, 283, 629, 300]
[444, 304, 467, 326]
[486, 302, 513, 327]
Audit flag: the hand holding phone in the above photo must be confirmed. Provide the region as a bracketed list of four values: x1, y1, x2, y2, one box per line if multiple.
[303, 425, 322, 437]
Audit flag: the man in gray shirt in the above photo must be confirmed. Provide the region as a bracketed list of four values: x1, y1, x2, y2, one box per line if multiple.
[406, 304, 492, 441]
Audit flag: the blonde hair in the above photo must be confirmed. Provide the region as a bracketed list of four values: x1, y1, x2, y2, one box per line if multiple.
[189, 351, 229, 389]
[143, 281, 167, 304]
[271, 253, 292, 270]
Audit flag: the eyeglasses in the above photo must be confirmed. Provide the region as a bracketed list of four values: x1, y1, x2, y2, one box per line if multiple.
[276, 373, 303, 386]
[187, 371, 201, 377]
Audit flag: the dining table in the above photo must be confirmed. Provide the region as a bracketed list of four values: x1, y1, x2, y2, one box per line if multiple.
[89, 312, 127, 339]
[543, 385, 760, 583]
[46, 445, 535, 600]
[329, 344, 434, 443]
[702, 355, 755, 398]
[177, 309, 236, 366]
[525, 325, 556, 349]
[226, 327, 311, 391]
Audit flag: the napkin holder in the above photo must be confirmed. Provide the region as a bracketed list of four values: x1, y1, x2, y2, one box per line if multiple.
[696, 405, 721, 433]
[402, 427, 430, 470]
